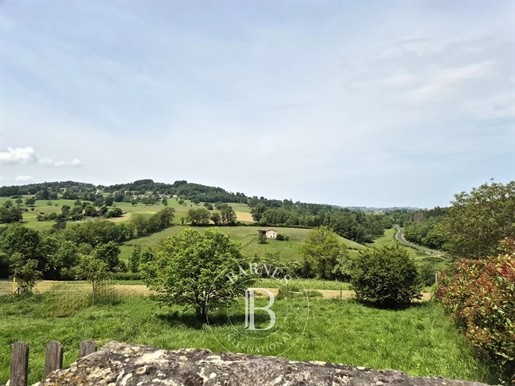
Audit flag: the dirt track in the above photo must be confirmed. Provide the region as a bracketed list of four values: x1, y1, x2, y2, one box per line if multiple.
[13, 281, 430, 301]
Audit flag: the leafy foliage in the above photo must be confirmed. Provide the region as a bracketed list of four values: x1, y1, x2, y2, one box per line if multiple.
[74, 252, 109, 304]
[351, 245, 422, 307]
[300, 226, 348, 280]
[186, 208, 211, 225]
[441, 181, 515, 259]
[142, 228, 256, 321]
[436, 238, 515, 383]
[404, 208, 448, 250]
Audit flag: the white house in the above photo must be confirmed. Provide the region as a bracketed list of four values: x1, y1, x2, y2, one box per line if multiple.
[258, 228, 277, 239]
[265, 229, 277, 238]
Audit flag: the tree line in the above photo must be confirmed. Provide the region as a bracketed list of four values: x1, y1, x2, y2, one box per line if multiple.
[250, 202, 391, 243]
[0, 207, 175, 282]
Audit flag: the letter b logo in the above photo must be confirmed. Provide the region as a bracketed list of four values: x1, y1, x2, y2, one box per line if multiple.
[244, 289, 276, 331]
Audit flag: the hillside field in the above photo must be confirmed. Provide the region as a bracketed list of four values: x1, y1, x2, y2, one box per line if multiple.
[120, 225, 369, 262]
[0, 197, 253, 231]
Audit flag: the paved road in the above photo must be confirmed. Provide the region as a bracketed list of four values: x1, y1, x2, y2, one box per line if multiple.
[394, 226, 444, 257]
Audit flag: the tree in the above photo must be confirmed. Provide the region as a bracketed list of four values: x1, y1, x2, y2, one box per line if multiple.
[75, 252, 109, 304]
[300, 226, 348, 280]
[53, 219, 67, 230]
[129, 245, 141, 272]
[69, 206, 83, 220]
[105, 196, 114, 207]
[351, 245, 422, 307]
[53, 240, 78, 279]
[220, 205, 237, 225]
[95, 241, 121, 271]
[442, 181, 515, 259]
[11, 253, 42, 293]
[25, 197, 36, 207]
[155, 207, 175, 228]
[3, 199, 13, 208]
[142, 229, 255, 321]
[15, 198, 23, 207]
[0, 207, 23, 223]
[211, 212, 221, 225]
[250, 203, 267, 222]
[61, 205, 71, 216]
[1, 224, 45, 273]
[186, 208, 211, 225]
[257, 232, 267, 244]
[131, 213, 148, 236]
[161, 198, 168, 206]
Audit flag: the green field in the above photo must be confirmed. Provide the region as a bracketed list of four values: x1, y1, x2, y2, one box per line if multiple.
[0, 292, 493, 384]
[0, 197, 251, 231]
[120, 225, 368, 262]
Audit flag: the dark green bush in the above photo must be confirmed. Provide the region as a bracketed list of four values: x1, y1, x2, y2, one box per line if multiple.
[351, 245, 422, 307]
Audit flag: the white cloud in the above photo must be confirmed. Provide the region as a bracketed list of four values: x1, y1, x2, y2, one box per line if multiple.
[0, 147, 38, 165]
[14, 175, 33, 182]
[0, 147, 81, 168]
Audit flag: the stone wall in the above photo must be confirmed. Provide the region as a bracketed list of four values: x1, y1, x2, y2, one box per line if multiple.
[41, 341, 489, 386]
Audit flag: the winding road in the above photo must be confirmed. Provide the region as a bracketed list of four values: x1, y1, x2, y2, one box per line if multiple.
[394, 226, 443, 256]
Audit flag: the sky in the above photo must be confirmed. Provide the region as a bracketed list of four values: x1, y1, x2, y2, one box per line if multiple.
[0, 1, 513, 208]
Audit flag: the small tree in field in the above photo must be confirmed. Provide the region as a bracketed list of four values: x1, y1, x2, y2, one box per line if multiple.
[142, 228, 255, 321]
[75, 252, 109, 304]
[11, 252, 42, 293]
[351, 244, 422, 307]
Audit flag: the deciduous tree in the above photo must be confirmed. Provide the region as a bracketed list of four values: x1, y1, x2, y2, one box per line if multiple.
[442, 181, 515, 259]
[142, 229, 255, 321]
[300, 226, 348, 280]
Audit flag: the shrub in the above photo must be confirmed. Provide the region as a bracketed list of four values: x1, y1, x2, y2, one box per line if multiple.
[436, 238, 515, 383]
[351, 244, 422, 307]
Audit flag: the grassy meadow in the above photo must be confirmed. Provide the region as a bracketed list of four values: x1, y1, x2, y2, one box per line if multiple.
[120, 225, 368, 262]
[0, 291, 494, 385]
[0, 196, 242, 231]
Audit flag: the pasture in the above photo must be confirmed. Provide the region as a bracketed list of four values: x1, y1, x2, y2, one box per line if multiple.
[0, 197, 253, 231]
[0, 289, 494, 385]
[120, 225, 368, 262]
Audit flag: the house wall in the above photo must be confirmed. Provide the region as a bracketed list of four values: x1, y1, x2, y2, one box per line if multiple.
[266, 230, 277, 239]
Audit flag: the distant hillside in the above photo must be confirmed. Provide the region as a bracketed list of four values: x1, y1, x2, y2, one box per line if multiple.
[343, 206, 421, 213]
[0, 179, 246, 203]
[0, 179, 394, 243]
